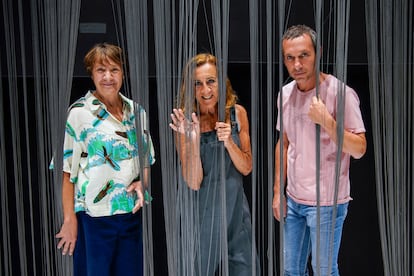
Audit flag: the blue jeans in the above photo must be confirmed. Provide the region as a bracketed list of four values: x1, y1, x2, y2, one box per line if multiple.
[284, 197, 348, 276]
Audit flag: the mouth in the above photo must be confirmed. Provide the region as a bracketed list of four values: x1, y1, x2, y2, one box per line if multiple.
[101, 83, 116, 88]
[201, 95, 213, 100]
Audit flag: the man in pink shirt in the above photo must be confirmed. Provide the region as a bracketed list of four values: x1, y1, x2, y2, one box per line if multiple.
[272, 25, 367, 276]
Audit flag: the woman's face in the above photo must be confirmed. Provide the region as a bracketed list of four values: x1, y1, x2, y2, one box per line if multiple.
[91, 58, 123, 96]
[194, 63, 218, 109]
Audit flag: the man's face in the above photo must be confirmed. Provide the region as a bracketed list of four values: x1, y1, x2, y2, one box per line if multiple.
[282, 34, 317, 91]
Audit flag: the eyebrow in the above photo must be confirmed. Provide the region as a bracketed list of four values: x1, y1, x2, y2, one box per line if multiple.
[195, 76, 216, 80]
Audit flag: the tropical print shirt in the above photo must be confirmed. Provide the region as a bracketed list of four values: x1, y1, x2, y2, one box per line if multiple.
[63, 91, 155, 217]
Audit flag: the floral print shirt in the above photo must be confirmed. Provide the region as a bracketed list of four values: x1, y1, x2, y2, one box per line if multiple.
[63, 91, 155, 217]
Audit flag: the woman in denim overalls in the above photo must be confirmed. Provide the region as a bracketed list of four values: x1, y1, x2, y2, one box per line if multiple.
[170, 53, 259, 275]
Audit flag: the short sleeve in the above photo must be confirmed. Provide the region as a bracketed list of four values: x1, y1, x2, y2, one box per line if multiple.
[63, 109, 86, 183]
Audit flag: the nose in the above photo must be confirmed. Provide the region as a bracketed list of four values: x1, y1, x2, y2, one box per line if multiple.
[201, 82, 211, 91]
[103, 70, 111, 79]
[294, 58, 302, 70]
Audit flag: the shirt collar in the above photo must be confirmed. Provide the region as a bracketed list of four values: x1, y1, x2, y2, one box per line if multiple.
[85, 90, 132, 113]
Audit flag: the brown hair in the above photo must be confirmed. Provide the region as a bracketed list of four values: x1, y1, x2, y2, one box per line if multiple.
[83, 43, 124, 76]
[179, 53, 237, 119]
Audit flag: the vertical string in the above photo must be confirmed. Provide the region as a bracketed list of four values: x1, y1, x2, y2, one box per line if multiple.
[313, 1, 322, 274]
[31, 0, 55, 273]
[328, 0, 350, 273]
[17, 0, 38, 272]
[152, 0, 179, 273]
[365, 0, 414, 275]
[111, 0, 130, 96]
[247, 0, 260, 274]
[211, 1, 230, 274]
[152, 1, 200, 274]
[277, 0, 286, 274]
[0, 28, 12, 276]
[0, 0, 80, 274]
[179, 2, 199, 275]
[2, 0, 29, 273]
[266, 1, 277, 273]
[37, 0, 81, 274]
[122, 1, 154, 274]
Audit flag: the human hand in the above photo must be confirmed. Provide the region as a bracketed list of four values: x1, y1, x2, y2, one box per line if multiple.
[169, 108, 200, 140]
[215, 122, 232, 147]
[308, 96, 331, 127]
[56, 215, 77, 256]
[272, 194, 287, 221]
[127, 180, 145, 213]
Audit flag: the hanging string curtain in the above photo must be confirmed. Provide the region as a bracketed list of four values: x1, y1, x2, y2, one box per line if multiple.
[35, 0, 81, 275]
[0, 0, 80, 274]
[151, 0, 200, 275]
[1, 0, 413, 275]
[211, 2, 231, 275]
[1, 1, 25, 275]
[121, 0, 155, 274]
[151, 0, 180, 274]
[365, 1, 414, 276]
[248, 0, 275, 274]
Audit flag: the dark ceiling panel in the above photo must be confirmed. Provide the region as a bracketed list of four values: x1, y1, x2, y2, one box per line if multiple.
[1, 0, 368, 78]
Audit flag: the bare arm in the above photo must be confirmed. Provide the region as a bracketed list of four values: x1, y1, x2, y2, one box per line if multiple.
[308, 96, 367, 159]
[272, 133, 289, 221]
[56, 172, 77, 255]
[216, 104, 252, 175]
[170, 109, 203, 190]
[142, 166, 150, 187]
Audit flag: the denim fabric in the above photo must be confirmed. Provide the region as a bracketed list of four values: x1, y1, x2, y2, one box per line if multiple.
[194, 107, 259, 276]
[284, 196, 348, 276]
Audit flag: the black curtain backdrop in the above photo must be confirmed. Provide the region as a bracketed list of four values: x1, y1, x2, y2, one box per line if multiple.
[0, 0, 383, 275]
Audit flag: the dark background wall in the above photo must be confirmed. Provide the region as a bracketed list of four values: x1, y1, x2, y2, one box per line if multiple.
[72, 1, 382, 275]
[1, 0, 383, 275]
